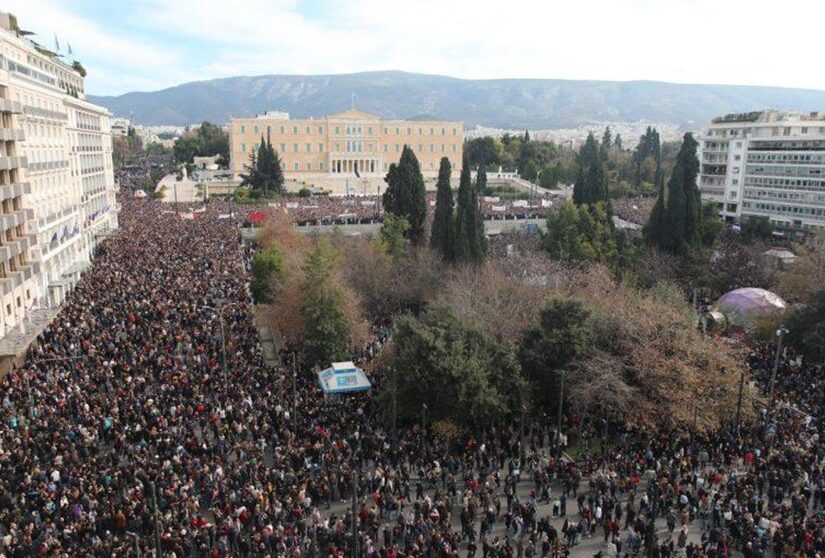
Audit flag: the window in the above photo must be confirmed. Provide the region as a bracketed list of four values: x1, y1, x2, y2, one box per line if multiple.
[418, 144, 423, 152]
[280, 126, 285, 134]
[430, 128, 434, 135]
[320, 162, 325, 170]
[318, 143, 324, 152]
[280, 143, 286, 152]
[395, 144, 400, 152]
[335, 126, 340, 134]
[407, 127, 411, 135]
[453, 128, 457, 135]
[240, 125, 245, 133]
[241, 143, 246, 152]
[293, 143, 299, 152]
[293, 126, 298, 134]
[306, 162, 312, 170]
[306, 126, 311, 134]
[396, 127, 400, 134]
[452, 145, 457, 153]
[267, 126, 271, 134]
[430, 144, 434, 152]
[294, 162, 299, 171]
[254, 125, 259, 134]
[368, 127, 373, 134]
[384, 145, 388, 152]
[441, 144, 445, 153]
[383, 127, 388, 134]
[306, 143, 311, 153]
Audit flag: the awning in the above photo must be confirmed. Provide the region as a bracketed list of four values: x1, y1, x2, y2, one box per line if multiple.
[317, 361, 371, 394]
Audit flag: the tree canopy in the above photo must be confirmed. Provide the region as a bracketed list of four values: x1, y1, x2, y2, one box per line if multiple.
[240, 134, 285, 197]
[387, 304, 526, 427]
[430, 157, 455, 261]
[382, 146, 427, 244]
[572, 133, 609, 206]
[173, 121, 229, 164]
[454, 156, 486, 263]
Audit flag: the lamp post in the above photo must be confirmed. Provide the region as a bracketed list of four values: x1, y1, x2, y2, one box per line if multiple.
[734, 368, 746, 437]
[200, 302, 243, 384]
[420, 403, 427, 454]
[555, 369, 566, 460]
[767, 326, 789, 412]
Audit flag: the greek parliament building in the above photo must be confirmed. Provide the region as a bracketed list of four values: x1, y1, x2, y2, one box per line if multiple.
[0, 12, 118, 356]
[229, 110, 464, 183]
[698, 110, 825, 231]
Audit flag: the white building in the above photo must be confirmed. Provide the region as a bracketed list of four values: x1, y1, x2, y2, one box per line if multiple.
[0, 12, 118, 343]
[698, 111, 825, 231]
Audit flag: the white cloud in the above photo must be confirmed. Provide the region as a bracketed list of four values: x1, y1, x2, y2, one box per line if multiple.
[5, 0, 825, 94]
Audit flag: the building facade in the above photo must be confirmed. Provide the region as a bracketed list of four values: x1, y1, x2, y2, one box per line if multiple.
[698, 111, 825, 231]
[0, 12, 118, 339]
[229, 109, 464, 180]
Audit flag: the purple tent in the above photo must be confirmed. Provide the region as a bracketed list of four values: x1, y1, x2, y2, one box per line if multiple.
[714, 288, 787, 330]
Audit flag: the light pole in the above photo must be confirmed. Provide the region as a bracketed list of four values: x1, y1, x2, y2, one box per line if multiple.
[555, 369, 566, 459]
[126, 531, 140, 558]
[767, 326, 789, 412]
[200, 302, 243, 384]
[420, 403, 427, 453]
[734, 368, 746, 437]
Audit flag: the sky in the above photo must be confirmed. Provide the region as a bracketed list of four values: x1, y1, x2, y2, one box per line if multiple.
[6, 0, 825, 96]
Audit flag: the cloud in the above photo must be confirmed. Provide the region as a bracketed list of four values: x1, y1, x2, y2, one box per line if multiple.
[5, 0, 825, 95]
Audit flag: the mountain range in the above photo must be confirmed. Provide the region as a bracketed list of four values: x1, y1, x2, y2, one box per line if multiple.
[88, 70, 825, 130]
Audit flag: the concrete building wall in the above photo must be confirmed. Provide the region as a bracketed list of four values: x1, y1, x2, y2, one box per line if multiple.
[698, 111, 825, 231]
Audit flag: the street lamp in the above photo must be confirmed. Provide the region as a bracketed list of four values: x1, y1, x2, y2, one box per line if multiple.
[555, 369, 566, 459]
[767, 326, 789, 411]
[420, 403, 427, 453]
[199, 301, 244, 384]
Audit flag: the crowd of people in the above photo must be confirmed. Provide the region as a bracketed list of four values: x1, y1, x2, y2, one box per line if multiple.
[0, 188, 819, 557]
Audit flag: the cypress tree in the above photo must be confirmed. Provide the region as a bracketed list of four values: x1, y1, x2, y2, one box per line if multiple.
[476, 160, 487, 194]
[430, 157, 455, 261]
[382, 145, 427, 244]
[646, 133, 701, 253]
[572, 133, 608, 206]
[454, 155, 486, 263]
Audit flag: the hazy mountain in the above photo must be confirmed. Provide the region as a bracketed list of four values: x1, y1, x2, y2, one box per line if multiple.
[89, 70, 825, 129]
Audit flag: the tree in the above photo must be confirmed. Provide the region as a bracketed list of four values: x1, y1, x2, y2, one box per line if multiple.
[785, 289, 825, 365]
[518, 132, 536, 177]
[301, 239, 352, 365]
[430, 157, 456, 261]
[519, 299, 591, 406]
[540, 164, 558, 189]
[544, 199, 632, 266]
[382, 146, 427, 244]
[250, 246, 284, 303]
[572, 133, 609, 206]
[465, 137, 499, 169]
[644, 133, 702, 254]
[523, 160, 539, 182]
[173, 121, 230, 164]
[377, 213, 410, 262]
[600, 127, 612, 160]
[614, 134, 623, 150]
[387, 304, 526, 426]
[740, 216, 774, 242]
[633, 127, 661, 186]
[455, 155, 486, 263]
[240, 134, 284, 197]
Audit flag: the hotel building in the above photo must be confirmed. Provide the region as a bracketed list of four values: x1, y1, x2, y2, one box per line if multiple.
[229, 110, 464, 182]
[698, 111, 825, 231]
[0, 12, 118, 343]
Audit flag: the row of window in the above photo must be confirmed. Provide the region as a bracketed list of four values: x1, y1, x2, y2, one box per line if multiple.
[745, 176, 825, 191]
[238, 123, 460, 137]
[748, 152, 825, 164]
[744, 189, 825, 203]
[742, 201, 825, 220]
[747, 165, 823, 177]
[239, 142, 459, 155]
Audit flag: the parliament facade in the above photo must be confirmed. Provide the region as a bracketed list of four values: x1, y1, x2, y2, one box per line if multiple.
[229, 110, 464, 180]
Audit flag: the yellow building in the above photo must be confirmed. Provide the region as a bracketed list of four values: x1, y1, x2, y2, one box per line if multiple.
[229, 109, 464, 181]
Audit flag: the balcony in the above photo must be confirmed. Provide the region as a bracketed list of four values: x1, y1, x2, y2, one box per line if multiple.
[0, 208, 33, 231]
[0, 182, 30, 202]
[0, 99, 23, 114]
[0, 129, 24, 142]
[0, 156, 27, 171]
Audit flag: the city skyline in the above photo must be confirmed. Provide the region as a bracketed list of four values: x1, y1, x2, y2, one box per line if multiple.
[7, 0, 825, 96]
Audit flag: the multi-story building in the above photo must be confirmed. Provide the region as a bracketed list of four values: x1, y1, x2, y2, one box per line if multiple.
[698, 111, 825, 231]
[229, 109, 464, 181]
[0, 12, 118, 342]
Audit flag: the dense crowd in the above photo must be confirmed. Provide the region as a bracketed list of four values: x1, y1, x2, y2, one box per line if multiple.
[0, 191, 820, 557]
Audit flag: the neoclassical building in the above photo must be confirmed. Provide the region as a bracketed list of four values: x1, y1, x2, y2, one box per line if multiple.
[229, 109, 464, 180]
